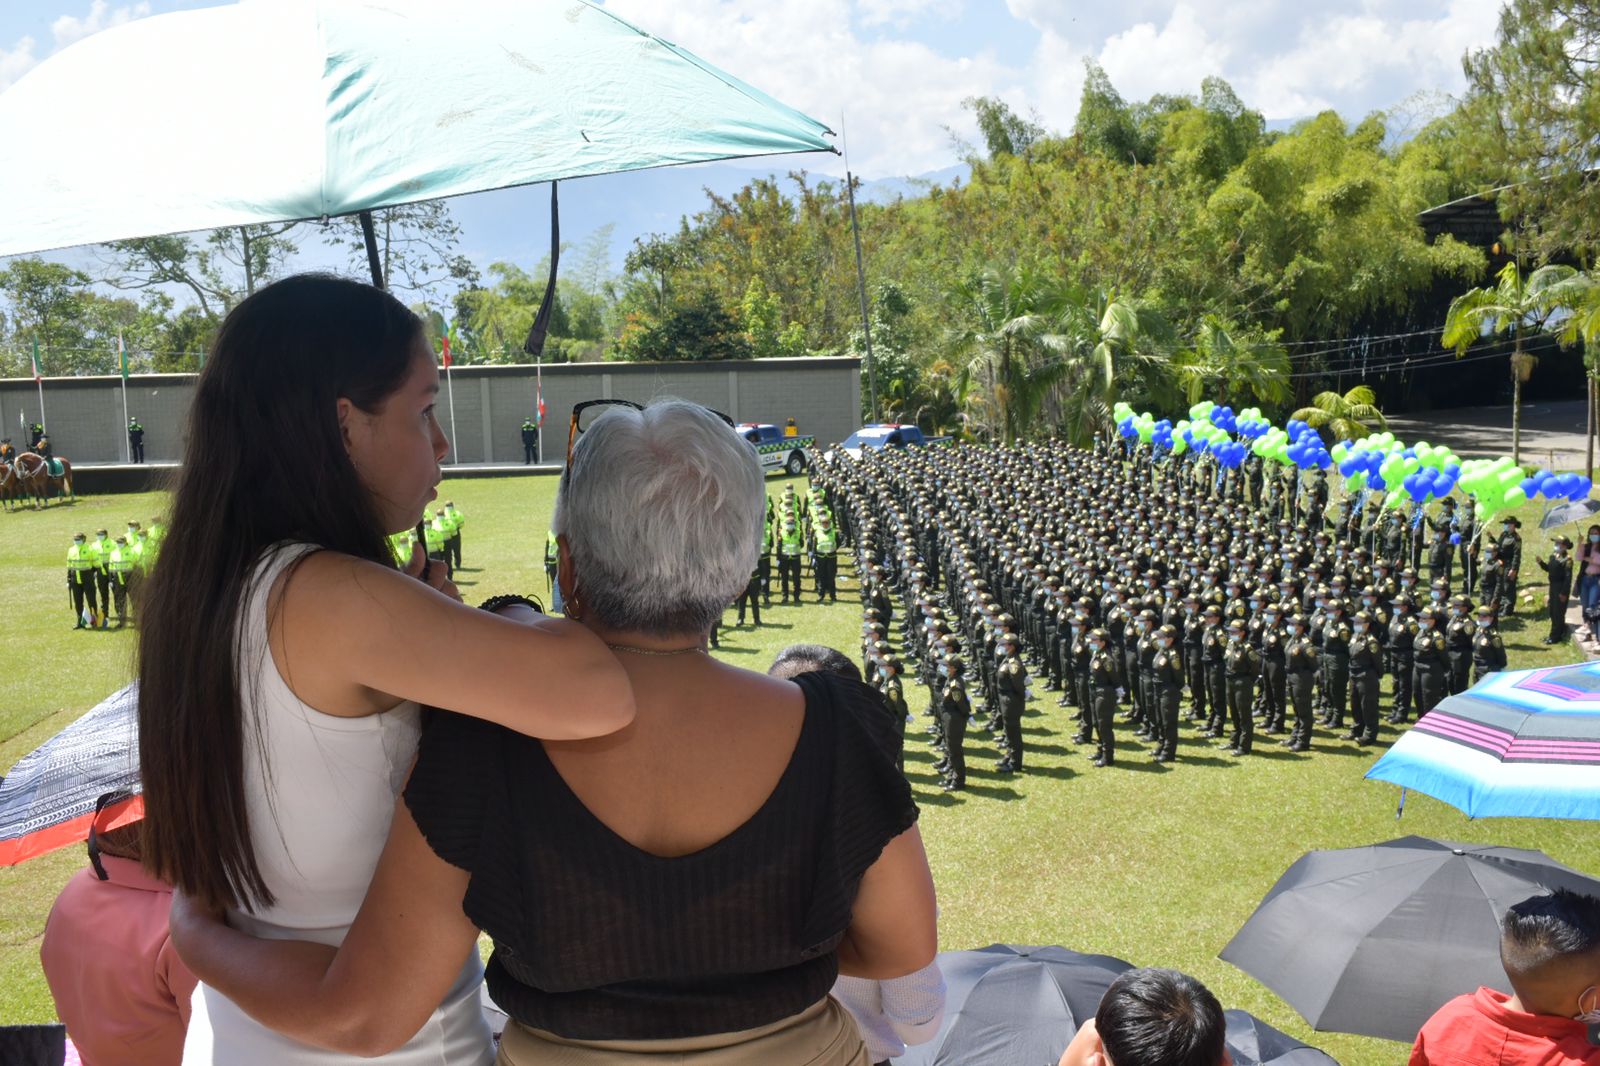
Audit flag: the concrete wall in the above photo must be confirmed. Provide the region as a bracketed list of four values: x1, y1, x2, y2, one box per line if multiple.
[0, 358, 862, 464]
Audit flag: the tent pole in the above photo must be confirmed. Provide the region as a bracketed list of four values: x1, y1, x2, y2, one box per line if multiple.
[358, 210, 385, 289]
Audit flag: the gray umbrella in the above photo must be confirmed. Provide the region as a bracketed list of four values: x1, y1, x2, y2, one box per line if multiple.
[1543, 498, 1600, 529]
[894, 944, 1133, 1065]
[1223, 1010, 1338, 1066]
[1220, 836, 1600, 1043]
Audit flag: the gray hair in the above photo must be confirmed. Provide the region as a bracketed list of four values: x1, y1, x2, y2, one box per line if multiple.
[553, 399, 764, 636]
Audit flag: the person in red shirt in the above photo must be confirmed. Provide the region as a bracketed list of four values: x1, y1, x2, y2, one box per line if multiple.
[40, 816, 197, 1066]
[1410, 889, 1600, 1065]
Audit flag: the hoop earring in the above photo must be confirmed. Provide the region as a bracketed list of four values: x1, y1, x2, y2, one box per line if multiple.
[564, 585, 583, 621]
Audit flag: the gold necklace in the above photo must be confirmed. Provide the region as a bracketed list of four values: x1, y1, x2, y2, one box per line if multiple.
[606, 642, 708, 657]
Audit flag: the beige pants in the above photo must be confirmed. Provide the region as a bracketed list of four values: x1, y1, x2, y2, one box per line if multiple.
[495, 997, 870, 1065]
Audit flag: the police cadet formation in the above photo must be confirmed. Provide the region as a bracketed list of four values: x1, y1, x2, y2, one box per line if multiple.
[64, 519, 164, 629]
[803, 436, 1538, 794]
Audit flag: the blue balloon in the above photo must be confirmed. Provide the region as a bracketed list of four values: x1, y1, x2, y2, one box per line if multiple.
[1520, 477, 1539, 495]
[1443, 462, 1461, 479]
[1575, 476, 1594, 500]
[1367, 472, 1387, 491]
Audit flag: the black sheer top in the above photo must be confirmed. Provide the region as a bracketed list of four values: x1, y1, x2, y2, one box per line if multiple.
[403, 670, 917, 1040]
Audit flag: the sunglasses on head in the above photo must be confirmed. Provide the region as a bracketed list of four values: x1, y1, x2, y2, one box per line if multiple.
[566, 399, 735, 466]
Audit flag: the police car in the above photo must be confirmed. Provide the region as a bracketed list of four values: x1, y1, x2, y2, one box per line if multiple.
[838, 423, 948, 457]
[739, 423, 815, 475]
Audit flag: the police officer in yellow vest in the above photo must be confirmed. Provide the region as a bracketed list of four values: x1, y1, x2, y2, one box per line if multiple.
[88, 528, 114, 628]
[546, 529, 560, 596]
[108, 535, 138, 626]
[776, 517, 804, 604]
[67, 533, 97, 629]
[441, 501, 464, 571]
[812, 511, 839, 603]
[424, 512, 451, 577]
[147, 516, 165, 551]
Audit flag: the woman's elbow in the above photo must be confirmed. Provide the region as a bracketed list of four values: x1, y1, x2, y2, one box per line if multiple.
[545, 635, 635, 739]
[322, 1010, 426, 1059]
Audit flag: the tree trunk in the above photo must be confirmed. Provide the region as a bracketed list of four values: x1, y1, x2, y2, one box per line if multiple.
[1588, 373, 1595, 482]
[240, 228, 255, 296]
[1511, 340, 1523, 467]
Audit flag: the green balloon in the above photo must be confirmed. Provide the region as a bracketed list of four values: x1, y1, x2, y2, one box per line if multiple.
[1503, 485, 1528, 507]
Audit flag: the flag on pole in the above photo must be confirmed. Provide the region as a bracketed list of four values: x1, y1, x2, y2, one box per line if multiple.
[536, 359, 545, 424]
[118, 333, 129, 382]
[441, 335, 453, 370]
[31, 337, 42, 383]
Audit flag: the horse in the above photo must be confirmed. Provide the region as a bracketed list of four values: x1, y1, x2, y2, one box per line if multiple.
[0, 460, 17, 511]
[13, 452, 72, 507]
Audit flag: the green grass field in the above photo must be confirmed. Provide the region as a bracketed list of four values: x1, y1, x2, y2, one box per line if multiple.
[2, 473, 1596, 1064]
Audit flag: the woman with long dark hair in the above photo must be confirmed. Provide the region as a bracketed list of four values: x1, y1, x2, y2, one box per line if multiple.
[138, 274, 634, 1064]
[170, 400, 937, 1065]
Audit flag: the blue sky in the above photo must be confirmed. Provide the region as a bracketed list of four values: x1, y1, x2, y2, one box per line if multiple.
[0, 0, 1508, 291]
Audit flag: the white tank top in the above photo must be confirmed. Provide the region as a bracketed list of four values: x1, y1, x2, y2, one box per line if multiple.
[183, 542, 492, 1065]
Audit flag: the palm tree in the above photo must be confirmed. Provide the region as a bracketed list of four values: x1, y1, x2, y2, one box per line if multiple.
[945, 264, 1069, 443]
[1441, 260, 1578, 465]
[1172, 316, 1291, 407]
[1292, 385, 1387, 443]
[1041, 287, 1175, 445]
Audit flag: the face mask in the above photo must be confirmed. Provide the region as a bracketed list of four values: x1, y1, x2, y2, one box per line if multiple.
[1402, 578, 1415, 587]
[1363, 598, 1375, 607]
[1590, 536, 1599, 544]
[1249, 600, 1260, 610]
[1432, 592, 1445, 602]
[1573, 986, 1600, 1026]
[1476, 619, 1490, 628]
[1354, 624, 1366, 634]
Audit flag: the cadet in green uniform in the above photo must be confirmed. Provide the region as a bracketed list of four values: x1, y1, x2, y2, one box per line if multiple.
[937, 662, 971, 791]
[1495, 516, 1523, 616]
[758, 517, 774, 608]
[1258, 603, 1287, 734]
[1199, 605, 1227, 738]
[736, 561, 763, 626]
[1087, 629, 1119, 767]
[1537, 535, 1574, 645]
[1444, 594, 1475, 695]
[1223, 618, 1259, 755]
[1318, 600, 1351, 731]
[1346, 611, 1383, 745]
[1181, 594, 1207, 723]
[1412, 607, 1449, 717]
[67, 533, 96, 628]
[1151, 624, 1184, 763]
[1386, 596, 1418, 723]
[1283, 614, 1317, 752]
[1070, 617, 1095, 744]
[1471, 604, 1508, 683]
[995, 635, 1028, 773]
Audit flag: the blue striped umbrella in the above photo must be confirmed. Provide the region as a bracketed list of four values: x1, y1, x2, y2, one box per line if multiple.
[1366, 662, 1600, 820]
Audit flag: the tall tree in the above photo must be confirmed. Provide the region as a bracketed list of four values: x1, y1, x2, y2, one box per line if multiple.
[961, 95, 1047, 159]
[1461, 0, 1600, 263]
[0, 258, 90, 373]
[1292, 386, 1388, 443]
[324, 200, 480, 298]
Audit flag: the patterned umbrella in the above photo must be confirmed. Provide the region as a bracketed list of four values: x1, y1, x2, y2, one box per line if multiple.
[0, 686, 141, 865]
[1365, 662, 1600, 820]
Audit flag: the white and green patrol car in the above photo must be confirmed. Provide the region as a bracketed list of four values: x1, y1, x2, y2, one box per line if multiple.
[739, 423, 815, 475]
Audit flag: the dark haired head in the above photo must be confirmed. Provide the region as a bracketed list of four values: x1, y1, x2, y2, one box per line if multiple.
[768, 644, 863, 682]
[1497, 877, 1600, 985]
[138, 274, 426, 911]
[1096, 968, 1228, 1066]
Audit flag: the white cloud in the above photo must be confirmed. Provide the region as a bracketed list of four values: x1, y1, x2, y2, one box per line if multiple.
[0, 1, 151, 93]
[1097, 3, 1230, 104]
[51, 0, 151, 51]
[605, 0, 1023, 176]
[855, 0, 962, 30]
[0, 34, 38, 94]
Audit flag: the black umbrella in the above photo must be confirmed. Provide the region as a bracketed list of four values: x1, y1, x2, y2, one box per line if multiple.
[1220, 836, 1600, 1043]
[1542, 498, 1600, 530]
[894, 944, 1132, 1065]
[1223, 1010, 1338, 1066]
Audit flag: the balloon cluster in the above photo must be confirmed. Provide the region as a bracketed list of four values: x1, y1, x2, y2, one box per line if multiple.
[1108, 401, 1593, 525]
[1520, 468, 1593, 504]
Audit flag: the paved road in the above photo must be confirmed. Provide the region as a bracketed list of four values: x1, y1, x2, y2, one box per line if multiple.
[1386, 400, 1593, 471]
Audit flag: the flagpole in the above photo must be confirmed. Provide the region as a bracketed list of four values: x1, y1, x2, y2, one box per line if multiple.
[32, 336, 46, 437]
[445, 365, 459, 465]
[118, 333, 131, 462]
[536, 357, 544, 465]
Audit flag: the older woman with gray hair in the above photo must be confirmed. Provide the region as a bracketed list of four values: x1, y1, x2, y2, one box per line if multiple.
[172, 399, 938, 1065]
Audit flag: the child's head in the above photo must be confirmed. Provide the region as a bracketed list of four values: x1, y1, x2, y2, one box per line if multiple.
[1500, 889, 1600, 1020]
[768, 644, 862, 682]
[1097, 969, 1229, 1066]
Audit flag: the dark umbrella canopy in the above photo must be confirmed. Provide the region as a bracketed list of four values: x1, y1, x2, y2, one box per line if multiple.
[894, 944, 1132, 1066]
[0, 685, 140, 865]
[1222, 1009, 1338, 1066]
[1220, 836, 1600, 1043]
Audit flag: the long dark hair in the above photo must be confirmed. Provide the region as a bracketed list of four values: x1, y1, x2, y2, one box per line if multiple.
[138, 274, 423, 911]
